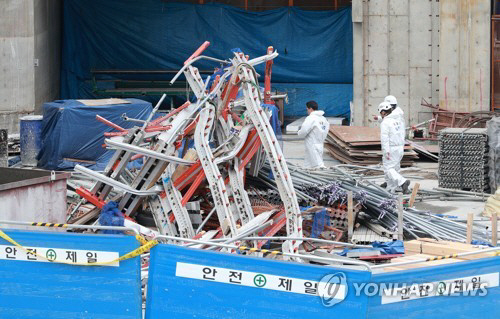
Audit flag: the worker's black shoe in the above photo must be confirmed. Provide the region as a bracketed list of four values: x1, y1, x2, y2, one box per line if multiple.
[401, 180, 411, 194]
[380, 182, 387, 188]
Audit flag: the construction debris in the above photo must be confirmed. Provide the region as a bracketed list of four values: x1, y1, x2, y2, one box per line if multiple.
[55, 43, 494, 268]
[325, 126, 418, 166]
[421, 99, 497, 140]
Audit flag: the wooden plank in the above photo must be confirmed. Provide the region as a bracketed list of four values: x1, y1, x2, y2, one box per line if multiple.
[385, 253, 464, 271]
[408, 182, 420, 207]
[329, 126, 381, 143]
[76, 98, 130, 106]
[404, 240, 422, 254]
[492, 213, 498, 246]
[419, 241, 496, 260]
[466, 213, 473, 244]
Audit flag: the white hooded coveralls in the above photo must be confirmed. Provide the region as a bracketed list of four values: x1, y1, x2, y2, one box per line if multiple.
[380, 111, 407, 192]
[297, 110, 329, 168]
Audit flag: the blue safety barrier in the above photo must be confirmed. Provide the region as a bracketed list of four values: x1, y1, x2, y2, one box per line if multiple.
[0, 229, 142, 319]
[367, 257, 500, 318]
[145, 244, 371, 319]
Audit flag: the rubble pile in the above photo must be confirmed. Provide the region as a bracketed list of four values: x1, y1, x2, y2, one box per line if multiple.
[65, 43, 492, 264]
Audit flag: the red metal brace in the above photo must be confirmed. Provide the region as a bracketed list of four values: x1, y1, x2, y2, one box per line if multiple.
[173, 161, 202, 191]
[180, 172, 206, 206]
[144, 125, 172, 133]
[130, 154, 144, 161]
[96, 115, 127, 132]
[238, 130, 262, 170]
[210, 74, 220, 93]
[184, 41, 210, 65]
[236, 128, 257, 157]
[264, 46, 274, 105]
[104, 131, 128, 137]
[76, 187, 106, 209]
[178, 114, 199, 139]
[257, 210, 286, 248]
[149, 101, 191, 127]
[230, 111, 243, 125]
[220, 79, 240, 121]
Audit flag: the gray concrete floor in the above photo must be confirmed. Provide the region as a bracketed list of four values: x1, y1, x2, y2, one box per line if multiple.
[282, 136, 489, 220]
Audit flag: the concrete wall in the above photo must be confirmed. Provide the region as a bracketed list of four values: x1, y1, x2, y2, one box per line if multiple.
[0, 0, 60, 133]
[34, 0, 61, 114]
[352, 0, 490, 126]
[439, 0, 491, 112]
[352, 0, 440, 126]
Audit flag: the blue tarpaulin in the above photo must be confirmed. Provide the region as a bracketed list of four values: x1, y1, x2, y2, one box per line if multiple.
[37, 99, 151, 170]
[61, 1, 353, 117]
[337, 240, 405, 256]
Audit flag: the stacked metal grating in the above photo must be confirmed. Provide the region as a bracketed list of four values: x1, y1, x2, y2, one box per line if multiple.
[438, 128, 490, 193]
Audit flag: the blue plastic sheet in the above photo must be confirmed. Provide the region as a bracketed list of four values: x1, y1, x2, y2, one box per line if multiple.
[372, 240, 405, 255]
[312, 208, 331, 238]
[61, 1, 353, 117]
[273, 83, 353, 118]
[337, 240, 405, 256]
[37, 99, 151, 170]
[99, 201, 125, 234]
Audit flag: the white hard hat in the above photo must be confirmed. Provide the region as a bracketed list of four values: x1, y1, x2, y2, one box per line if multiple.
[384, 95, 398, 106]
[378, 101, 392, 113]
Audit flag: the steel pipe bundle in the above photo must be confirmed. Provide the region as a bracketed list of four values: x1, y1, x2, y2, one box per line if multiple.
[257, 163, 491, 243]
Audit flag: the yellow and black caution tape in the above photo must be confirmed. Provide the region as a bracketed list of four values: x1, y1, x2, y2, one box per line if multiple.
[135, 234, 150, 246]
[0, 229, 158, 267]
[31, 222, 68, 228]
[425, 254, 459, 261]
[425, 251, 500, 261]
[238, 246, 283, 256]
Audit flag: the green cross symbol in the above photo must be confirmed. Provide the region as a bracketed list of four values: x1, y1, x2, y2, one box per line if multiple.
[437, 282, 446, 295]
[253, 274, 267, 287]
[46, 249, 57, 262]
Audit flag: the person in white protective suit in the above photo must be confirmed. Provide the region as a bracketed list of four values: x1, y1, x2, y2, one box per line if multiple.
[379, 102, 410, 194]
[374, 95, 406, 188]
[297, 101, 330, 169]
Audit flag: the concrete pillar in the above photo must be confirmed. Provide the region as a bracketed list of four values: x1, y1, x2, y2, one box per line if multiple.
[352, 0, 364, 126]
[0, 0, 61, 133]
[0, 0, 36, 133]
[439, 0, 491, 112]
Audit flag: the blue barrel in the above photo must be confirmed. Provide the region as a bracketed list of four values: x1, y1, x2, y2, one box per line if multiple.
[20, 115, 43, 166]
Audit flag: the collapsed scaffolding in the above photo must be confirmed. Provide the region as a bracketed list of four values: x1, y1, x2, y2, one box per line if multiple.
[72, 43, 302, 255]
[69, 42, 492, 263]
